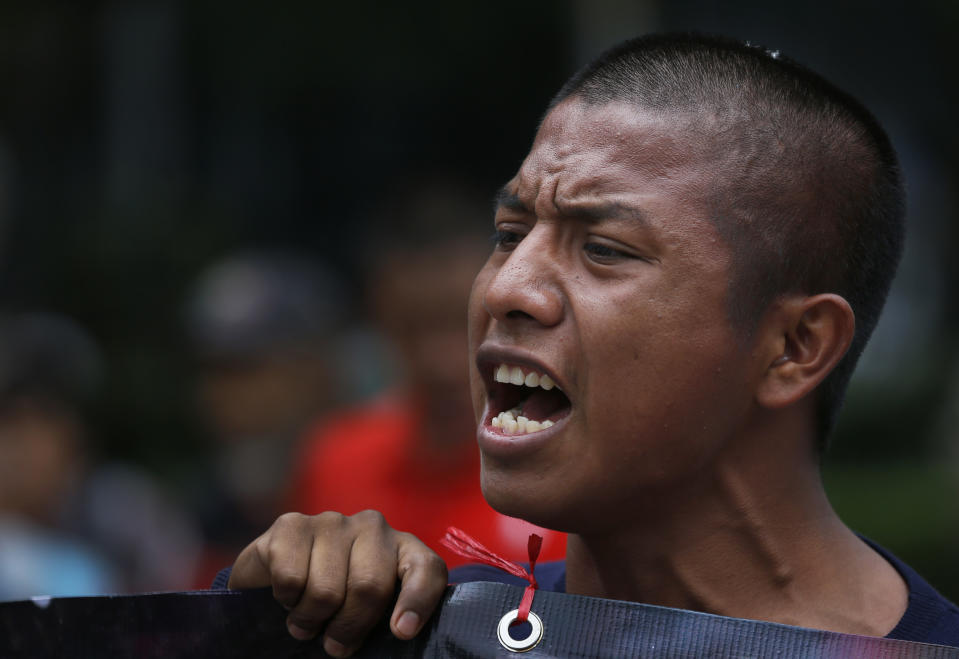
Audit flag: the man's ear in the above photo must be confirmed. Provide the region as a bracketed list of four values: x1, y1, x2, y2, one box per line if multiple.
[755, 294, 855, 409]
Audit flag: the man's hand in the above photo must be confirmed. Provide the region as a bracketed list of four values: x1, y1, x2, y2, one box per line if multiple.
[228, 510, 448, 658]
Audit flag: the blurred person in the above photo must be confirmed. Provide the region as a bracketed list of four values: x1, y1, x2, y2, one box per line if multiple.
[185, 250, 349, 583]
[0, 312, 112, 600]
[0, 312, 198, 598]
[288, 179, 567, 565]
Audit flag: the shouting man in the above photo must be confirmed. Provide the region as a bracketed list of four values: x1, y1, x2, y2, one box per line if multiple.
[222, 34, 959, 656]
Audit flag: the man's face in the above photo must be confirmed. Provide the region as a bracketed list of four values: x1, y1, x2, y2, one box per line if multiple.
[468, 99, 764, 534]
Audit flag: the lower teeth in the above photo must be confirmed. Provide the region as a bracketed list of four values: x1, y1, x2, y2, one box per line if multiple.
[490, 408, 555, 434]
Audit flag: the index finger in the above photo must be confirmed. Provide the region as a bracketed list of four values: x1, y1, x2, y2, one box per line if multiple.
[228, 513, 316, 608]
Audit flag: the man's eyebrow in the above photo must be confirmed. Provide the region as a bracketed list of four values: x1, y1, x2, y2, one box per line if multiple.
[555, 198, 649, 227]
[493, 186, 529, 213]
[493, 186, 649, 227]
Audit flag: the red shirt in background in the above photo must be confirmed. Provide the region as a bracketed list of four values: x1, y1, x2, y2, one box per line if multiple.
[288, 394, 566, 567]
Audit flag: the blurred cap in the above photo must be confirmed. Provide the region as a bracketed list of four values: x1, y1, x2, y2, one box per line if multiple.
[185, 250, 345, 360]
[0, 311, 103, 406]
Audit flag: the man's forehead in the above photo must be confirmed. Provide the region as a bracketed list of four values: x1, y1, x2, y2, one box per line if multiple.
[500, 99, 719, 214]
[534, 98, 700, 155]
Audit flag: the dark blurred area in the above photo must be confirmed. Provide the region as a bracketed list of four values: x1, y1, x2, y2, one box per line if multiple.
[0, 0, 956, 599]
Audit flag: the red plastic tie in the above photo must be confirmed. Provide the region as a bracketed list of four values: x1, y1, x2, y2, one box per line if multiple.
[441, 526, 542, 623]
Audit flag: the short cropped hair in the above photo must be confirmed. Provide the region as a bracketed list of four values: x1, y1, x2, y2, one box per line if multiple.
[550, 34, 905, 451]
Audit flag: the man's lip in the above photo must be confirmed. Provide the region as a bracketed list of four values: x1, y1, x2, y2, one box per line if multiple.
[474, 344, 567, 395]
[477, 411, 569, 459]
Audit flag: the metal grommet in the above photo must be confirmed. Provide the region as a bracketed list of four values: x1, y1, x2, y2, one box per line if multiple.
[496, 608, 544, 653]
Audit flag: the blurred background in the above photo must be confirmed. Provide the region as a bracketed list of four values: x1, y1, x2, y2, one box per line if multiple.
[0, 0, 956, 600]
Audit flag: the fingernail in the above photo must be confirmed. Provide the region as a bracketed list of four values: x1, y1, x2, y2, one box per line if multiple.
[396, 610, 421, 638]
[323, 636, 350, 657]
[286, 620, 315, 641]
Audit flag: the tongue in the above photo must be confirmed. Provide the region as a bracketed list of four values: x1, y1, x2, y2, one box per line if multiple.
[520, 388, 571, 421]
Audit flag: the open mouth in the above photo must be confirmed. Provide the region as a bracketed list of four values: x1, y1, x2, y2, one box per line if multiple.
[486, 363, 572, 435]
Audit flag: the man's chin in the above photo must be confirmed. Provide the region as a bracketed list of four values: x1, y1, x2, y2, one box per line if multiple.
[480, 476, 577, 535]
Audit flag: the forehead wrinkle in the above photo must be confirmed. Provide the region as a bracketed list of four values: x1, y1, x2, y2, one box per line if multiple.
[512, 101, 712, 229]
[552, 196, 651, 229]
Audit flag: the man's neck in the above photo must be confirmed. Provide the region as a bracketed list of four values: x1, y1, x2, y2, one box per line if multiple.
[564, 415, 908, 637]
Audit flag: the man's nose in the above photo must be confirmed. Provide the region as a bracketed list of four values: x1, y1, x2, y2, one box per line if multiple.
[482, 230, 563, 327]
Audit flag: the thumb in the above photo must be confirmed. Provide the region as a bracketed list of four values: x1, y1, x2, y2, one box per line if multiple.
[389, 535, 449, 640]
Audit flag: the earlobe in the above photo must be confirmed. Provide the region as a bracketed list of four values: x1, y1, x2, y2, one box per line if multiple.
[756, 294, 855, 409]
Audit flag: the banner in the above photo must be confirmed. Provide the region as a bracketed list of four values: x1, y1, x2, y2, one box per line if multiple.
[2, 582, 957, 657]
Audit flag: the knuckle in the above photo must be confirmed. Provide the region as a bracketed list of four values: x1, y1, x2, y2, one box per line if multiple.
[404, 542, 444, 570]
[324, 609, 378, 647]
[272, 567, 307, 594]
[286, 612, 321, 633]
[399, 547, 447, 586]
[302, 581, 345, 610]
[352, 509, 386, 527]
[251, 534, 272, 561]
[264, 535, 295, 565]
[347, 575, 394, 605]
[312, 510, 347, 529]
[272, 511, 307, 530]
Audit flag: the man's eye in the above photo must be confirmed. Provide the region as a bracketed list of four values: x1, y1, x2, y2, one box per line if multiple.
[491, 229, 522, 250]
[584, 242, 630, 262]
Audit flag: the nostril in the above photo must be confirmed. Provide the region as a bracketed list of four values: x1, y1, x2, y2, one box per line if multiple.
[482, 260, 563, 327]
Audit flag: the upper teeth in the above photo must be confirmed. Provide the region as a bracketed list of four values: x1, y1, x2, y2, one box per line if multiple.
[494, 364, 558, 391]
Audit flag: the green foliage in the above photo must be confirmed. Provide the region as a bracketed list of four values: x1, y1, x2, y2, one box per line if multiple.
[825, 462, 959, 603]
